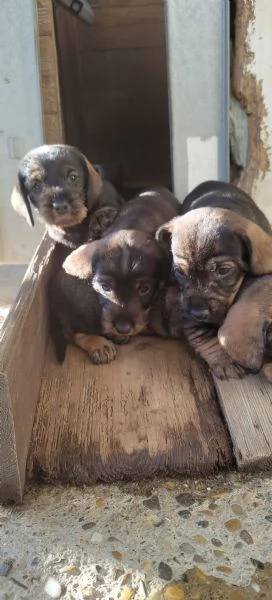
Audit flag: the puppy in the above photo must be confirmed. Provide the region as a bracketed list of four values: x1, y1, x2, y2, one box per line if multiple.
[157, 181, 272, 379]
[182, 180, 272, 233]
[218, 275, 272, 382]
[11, 144, 123, 249]
[50, 187, 181, 363]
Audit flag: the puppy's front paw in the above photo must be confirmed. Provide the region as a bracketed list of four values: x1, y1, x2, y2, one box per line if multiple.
[88, 207, 119, 240]
[91, 340, 117, 365]
[73, 333, 117, 365]
[211, 359, 247, 381]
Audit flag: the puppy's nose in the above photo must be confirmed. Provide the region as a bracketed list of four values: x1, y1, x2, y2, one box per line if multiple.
[52, 198, 68, 213]
[188, 298, 210, 321]
[114, 317, 132, 334]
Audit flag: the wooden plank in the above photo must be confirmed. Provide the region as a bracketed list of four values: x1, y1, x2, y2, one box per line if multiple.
[43, 114, 65, 145]
[0, 236, 56, 502]
[215, 375, 272, 470]
[36, 0, 64, 143]
[27, 338, 233, 484]
[36, 0, 54, 35]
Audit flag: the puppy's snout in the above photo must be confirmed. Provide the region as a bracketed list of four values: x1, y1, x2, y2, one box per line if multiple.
[114, 317, 133, 335]
[52, 197, 69, 213]
[188, 298, 210, 321]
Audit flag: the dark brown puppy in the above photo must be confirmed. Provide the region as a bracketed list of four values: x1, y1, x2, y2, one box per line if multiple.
[157, 181, 272, 379]
[50, 187, 180, 362]
[182, 180, 271, 233]
[11, 144, 123, 249]
[218, 275, 272, 382]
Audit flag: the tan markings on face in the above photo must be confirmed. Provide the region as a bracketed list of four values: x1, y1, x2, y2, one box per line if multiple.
[38, 193, 87, 227]
[30, 166, 46, 183]
[100, 304, 150, 340]
[174, 258, 189, 274]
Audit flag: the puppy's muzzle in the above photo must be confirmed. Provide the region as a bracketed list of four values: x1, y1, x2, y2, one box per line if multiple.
[114, 316, 133, 335]
[187, 297, 210, 322]
[52, 195, 69, 215]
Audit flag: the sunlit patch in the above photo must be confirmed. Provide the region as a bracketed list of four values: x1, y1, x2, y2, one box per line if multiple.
[0, 306, 10, 328]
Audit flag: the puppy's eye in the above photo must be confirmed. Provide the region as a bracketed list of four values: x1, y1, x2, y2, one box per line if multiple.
[216, 264, 234, 277]
[32, 180, 42, 192]
[68, 172, 78, 183]
[174, 267, 187, 285]
[101, 282, 112, 293]
[138, 283, 152, 296]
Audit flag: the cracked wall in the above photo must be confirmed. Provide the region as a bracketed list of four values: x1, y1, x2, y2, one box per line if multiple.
[231, 0, 272, 218]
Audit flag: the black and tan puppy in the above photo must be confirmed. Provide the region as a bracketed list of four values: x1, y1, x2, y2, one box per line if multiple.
[218, 275, 272, 382]
[182, 180, 271, 233]
[11, 144, 123, 249]
[50, 187, 181, 363]
[157, 181, 272, 379]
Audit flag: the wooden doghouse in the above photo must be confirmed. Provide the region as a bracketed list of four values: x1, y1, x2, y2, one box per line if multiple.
[1, 0, 272, 503]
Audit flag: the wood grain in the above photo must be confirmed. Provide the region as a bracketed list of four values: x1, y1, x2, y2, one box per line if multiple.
[0, 235, 56, 502]
[37, 0, 64, 143]
[215, 375, 272, 470]
[27, 337, 233, 484]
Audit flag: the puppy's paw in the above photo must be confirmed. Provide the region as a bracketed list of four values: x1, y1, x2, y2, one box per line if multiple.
[73, 333, 117, 365]
[261, 362, 272, 383]
[211, 359, 247, 381]
[88, 207, 119, 240]
[91, 341, 117, 365]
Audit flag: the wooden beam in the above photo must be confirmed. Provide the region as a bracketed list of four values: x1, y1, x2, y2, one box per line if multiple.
[36, 0, 64, 143]
[0, 235, 55, 502]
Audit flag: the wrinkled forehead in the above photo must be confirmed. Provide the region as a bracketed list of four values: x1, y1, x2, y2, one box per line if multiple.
[171, 218, 243, 264]
[95, 234, 159, 278]
[22, 146, 83, 180]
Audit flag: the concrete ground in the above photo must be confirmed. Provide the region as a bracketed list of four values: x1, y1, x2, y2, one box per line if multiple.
[0, 266, 272, 600]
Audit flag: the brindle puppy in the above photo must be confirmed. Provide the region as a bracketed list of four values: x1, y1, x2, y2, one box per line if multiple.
[50, 187, 181, 363]
[218, 275, 272, 382]
[156, 181, 272, 379]
[11, 144, 123, 249]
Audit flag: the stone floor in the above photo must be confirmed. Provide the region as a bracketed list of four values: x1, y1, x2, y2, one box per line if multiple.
[1, 475, 272, 599]
[1, 266, 272, 600]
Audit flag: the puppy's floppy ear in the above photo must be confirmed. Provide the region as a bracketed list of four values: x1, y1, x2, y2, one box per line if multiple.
[10, 174, 34, 227]
[234, 217, 272, 274]
[84, 158, 103, 208]
[63, 241, 100, 279]
[218, 296, 265, 371]
[156, 219, 175, 249]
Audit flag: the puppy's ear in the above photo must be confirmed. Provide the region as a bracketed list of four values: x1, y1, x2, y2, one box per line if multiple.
[63, 241, 99, 279]
[84, 158, 103, 208]
[10, 174, 34, 227]
[237, 219, 272, 274]
[156, 220, 174, 249]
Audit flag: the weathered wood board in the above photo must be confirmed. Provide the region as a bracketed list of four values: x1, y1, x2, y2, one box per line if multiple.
[27, 337, 233, 484]
[0, 236, 55, 502]
[215, 375, 272, 470]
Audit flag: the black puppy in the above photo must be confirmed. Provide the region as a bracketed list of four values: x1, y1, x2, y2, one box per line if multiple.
[11, 144, 123, 249]
[50, 187, 181, 363]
